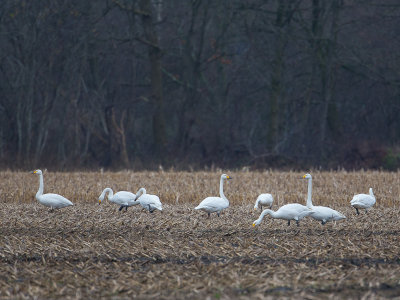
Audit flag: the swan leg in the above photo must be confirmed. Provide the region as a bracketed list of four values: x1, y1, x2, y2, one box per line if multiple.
[296, 220, 300, 227]
[365, 209, 368, 214]
[355, 208, 360, 215]
[287, 220, 290, 226]
[321, 220, 326, 225]
[125, 206, 128, 211]
[260, 205, 262, 211]
[119, 206, 124, 211]
[217, 212, 220, 217]
[207, 212, 210, 218]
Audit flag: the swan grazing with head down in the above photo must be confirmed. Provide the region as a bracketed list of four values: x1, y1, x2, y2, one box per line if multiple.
[98, 188, 139, 211]
[135, 188, 162, 213]
[302, 173, 346, 225]
[350, 188, 376, 215]
[254, 193, 273, 211]
[195, 174, 231, 218]
[252, 203, 314, 227]
[31, 169, 73, 210]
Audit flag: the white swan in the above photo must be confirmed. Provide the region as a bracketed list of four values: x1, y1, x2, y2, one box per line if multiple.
[254, 193, 273, 211]
[302, 173, 346, 224]
[135, 188, 162, 213]
[31, 169, 73, 209]
[98, 188, 139, 211]
[195, 174, 231, 218]
[350, 188, 376, 215]
[252, 204, 314, 227]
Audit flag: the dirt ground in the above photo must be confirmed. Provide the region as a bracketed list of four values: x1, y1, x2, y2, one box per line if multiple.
[0, 171, 399, 299]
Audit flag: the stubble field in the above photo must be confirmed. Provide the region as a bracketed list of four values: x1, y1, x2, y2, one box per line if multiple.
[0, 170, 399, 299]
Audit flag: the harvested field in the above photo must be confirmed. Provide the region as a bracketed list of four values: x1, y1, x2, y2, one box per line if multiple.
[0, 170, 399, 299]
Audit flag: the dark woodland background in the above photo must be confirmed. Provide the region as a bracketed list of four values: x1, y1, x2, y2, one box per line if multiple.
[1, 0, 399, 170]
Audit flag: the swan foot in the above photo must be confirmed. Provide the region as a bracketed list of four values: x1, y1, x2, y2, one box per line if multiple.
[321, 220, 326, 225]
[119, 206, 124, 211]
[217, 212, 220, 217]
[287, 220, 290, 226]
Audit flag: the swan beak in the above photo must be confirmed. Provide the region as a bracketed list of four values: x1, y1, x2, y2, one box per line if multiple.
[98, 199, 101, 205]
[252, 223, 256, 227]
[302, 174, 306, 178]
[254, 207, 257, 211]
[226, 175, 232, 180]
[31, 170, 37, 174]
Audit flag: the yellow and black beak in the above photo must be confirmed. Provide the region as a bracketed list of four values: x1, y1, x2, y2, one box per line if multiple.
[31, 170, 37, 174]
[226, 175, 232, 180]
[98, 199, 101, 205]
[252, 223, 256, 227]
[302, 174, 306, 179]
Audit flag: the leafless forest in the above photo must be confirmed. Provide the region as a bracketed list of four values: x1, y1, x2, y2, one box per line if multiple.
[0, 0, 399, 170]
[0, 170, 399, 299]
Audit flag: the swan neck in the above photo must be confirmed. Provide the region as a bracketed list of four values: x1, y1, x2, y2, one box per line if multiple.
[136, 188, 146, 198]
[258, 209, 273, 222]
[219, 177, 228, 203]
[36, 173, 44, 197]
[369, 188, 374, 197]
[306, 178, 313, 208]
[101, 188, 113, 200]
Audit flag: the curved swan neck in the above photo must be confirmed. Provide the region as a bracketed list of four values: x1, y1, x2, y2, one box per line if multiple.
[219, 177, 228, 202]
[36, 173, 44, 197]
[258, 209, 274, 223]
[136, 187, 146, 198]
[254, 198, 260, 208]
[306, 177, 313, 208]
[101, 188, 114, 200]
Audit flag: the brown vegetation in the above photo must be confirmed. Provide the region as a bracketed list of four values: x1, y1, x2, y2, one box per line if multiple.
[0, 171, 399, 299]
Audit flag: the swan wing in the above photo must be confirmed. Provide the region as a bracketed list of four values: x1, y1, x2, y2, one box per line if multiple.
[277, 204, 312, 220]
[351, 194, 375, 208]
[139, 194, 162, 211]
[312, 206, 346, 221]
[195, 197, 228, 212]
[38, 193, 73, 208]
[114, 191, 138, 206]
[256, 193, 274, 206]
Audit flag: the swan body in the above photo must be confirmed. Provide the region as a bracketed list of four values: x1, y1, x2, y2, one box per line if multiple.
[252, 203, 314, 227]
[302, 173, 346, 224]
[31, 169, 73, 209]
[350, 188, 375, 215]
[254, 193, 273, 210]
[98, 188, 139, 211]
[136, 188, 162, 213]
[195, 174, 231, 217]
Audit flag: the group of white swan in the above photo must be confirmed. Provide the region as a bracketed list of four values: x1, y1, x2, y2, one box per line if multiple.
[31, 170, 376, 226]
[32, 170, 162, 213]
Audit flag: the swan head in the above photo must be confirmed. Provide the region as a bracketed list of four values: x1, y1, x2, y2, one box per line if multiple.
[302, 173, 312, 179]
[252, 219, 261, 227]
[221, 174, 232, 180]
[31, 169, 42, 175]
